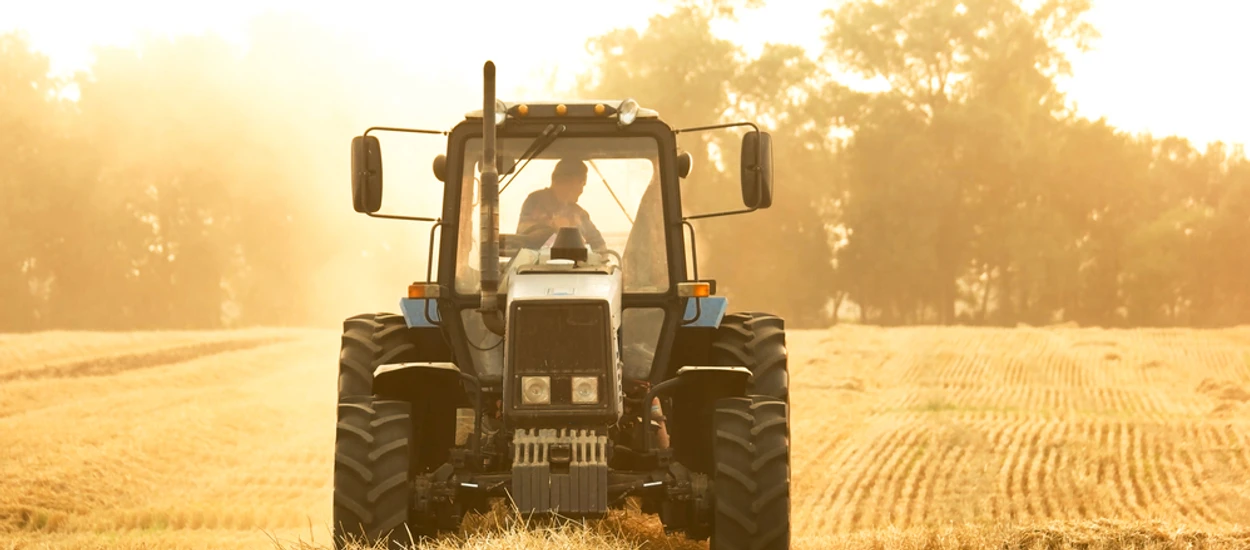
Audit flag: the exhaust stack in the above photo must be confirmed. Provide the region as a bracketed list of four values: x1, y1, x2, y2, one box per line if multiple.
[479, 61, 505, 335]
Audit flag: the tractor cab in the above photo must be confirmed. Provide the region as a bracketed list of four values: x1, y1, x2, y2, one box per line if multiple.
[335, 62, 791, 550]
[445, 100, 688, 391]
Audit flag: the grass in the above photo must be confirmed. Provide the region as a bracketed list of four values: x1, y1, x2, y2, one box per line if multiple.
[2, 325, 1250, 548]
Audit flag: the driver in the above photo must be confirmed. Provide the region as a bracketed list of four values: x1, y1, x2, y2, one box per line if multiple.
[516, 158, 607, 252]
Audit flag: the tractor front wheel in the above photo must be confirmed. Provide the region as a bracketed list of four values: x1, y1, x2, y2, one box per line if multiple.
[709, 395, 790, 550]
[338, 313, 417, 400]
[711, 312, 787, 402]
[333, 397, 426, 549]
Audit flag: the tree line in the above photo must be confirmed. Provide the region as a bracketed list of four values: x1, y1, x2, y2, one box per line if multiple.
[0, 17, 438, 331]
[582, 0, 1250, 329]
[2, 1, 1247, 331]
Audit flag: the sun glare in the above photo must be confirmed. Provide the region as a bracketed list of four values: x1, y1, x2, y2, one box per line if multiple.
[2, 0, 1247, 145]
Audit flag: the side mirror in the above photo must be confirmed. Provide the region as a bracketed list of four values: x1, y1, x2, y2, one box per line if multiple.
[677, 150, 693, 179]
[740, 130, 774, 209]
[433, 154, 447, 182]
[351, 135, 383, 213]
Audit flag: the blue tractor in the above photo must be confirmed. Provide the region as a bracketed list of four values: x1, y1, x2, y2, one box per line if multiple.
[334, 61, 790, 550]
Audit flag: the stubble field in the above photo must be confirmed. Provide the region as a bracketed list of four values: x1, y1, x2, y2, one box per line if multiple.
[2, 325, 1249, 549]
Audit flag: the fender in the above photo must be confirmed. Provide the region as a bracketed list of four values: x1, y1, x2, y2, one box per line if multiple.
[675, 366, 751, 396]
[400, 298, 441, 328]
[661, 299, 731, 385]
[662, 366, 754, 472]
[680, 296, 727, 328]
[639, 366, 751, 450]
[374, 361, 462, 402]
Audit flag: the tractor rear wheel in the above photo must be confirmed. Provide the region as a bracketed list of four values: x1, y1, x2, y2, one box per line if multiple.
[711, 313, 787, 402]
[710, 395, 790, 550]
[339, 313, 417, 399]
[333, 397, 424, 549]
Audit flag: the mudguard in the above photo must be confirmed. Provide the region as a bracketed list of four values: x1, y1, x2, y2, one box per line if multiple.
[681, 297, 727, 328]
[676, 366, 751, 395]
[373, 361, 461, 401]
[400, 298, 441, 328]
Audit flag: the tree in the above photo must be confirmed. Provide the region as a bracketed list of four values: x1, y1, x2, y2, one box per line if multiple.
[0, 33, 109, 330]
[578, 2, 840, 327]
[70, 35, 246, 328]
[824, 0, 1098, 325]
[1209, 148, 1250, 324]
[719, 43, 842, 326]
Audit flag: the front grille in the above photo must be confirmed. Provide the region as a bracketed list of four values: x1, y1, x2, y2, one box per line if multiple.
[509, 301, 611, 408]
[509, 302, 610, 376]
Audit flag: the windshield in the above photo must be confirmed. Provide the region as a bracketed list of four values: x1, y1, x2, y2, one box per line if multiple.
[455, 135, 669, 294]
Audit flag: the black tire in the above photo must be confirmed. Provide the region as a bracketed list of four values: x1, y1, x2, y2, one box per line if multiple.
[710, 396, 790, 550]
[333, 397, 418, 550]
[711, 312, 788, 401]
[339, 313, 418, 399]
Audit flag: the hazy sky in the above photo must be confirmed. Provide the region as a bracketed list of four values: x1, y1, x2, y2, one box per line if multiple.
[2, 0, 1247, 148]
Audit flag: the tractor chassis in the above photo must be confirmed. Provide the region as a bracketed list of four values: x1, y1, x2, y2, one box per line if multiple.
[399, 368, 738, 536]
[409, 454, 699, 529]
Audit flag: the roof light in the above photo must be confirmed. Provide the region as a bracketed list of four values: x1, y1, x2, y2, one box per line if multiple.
[618, 98, 639, 126]
[493, 99, 507, 125]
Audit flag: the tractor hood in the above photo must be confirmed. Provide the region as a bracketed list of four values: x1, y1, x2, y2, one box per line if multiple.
[499, 246, 625, 427]
[502, 248, 622, 318]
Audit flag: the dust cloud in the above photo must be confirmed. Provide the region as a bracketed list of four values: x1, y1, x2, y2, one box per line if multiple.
[2, 14, 486, 330]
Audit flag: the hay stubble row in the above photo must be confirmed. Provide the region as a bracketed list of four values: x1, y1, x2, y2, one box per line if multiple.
[1, 325, 1248, 548]
[791, 326, 1250, 538]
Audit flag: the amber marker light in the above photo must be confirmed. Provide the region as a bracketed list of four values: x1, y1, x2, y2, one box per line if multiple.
[677, 282, 711, 298]
[555, 104, 567, 116]
[408, 283, 441, 299]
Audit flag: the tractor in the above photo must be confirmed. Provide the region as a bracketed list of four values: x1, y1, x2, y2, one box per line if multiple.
[334, 61, 789, 549]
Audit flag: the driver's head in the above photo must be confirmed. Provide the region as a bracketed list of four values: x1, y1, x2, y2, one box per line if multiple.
[551, 158, 588, 204]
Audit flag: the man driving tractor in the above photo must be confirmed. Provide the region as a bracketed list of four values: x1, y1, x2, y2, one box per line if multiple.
[338, 79, 788, 548]
[516, 158, 608, 251]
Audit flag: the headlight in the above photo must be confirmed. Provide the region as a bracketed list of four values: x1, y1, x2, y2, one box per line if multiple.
[617, 98, 639, 126]
[521, 376, 550, 405]
[571, 376, 599, 404]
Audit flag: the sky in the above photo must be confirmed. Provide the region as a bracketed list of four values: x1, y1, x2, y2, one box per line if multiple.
[2, 0, 1248, 148]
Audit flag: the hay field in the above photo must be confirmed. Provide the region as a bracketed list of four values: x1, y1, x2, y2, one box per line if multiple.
[2, 325, 1249, 549]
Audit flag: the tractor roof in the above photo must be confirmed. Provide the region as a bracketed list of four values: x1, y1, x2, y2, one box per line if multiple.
[465, 99, 660, 123]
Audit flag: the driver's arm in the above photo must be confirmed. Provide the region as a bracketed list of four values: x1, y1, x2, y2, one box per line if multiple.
[517, 191, 557, 246]
[575, 206, 608, 252]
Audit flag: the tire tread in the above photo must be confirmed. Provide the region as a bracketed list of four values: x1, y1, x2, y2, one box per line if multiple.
[333, 398, 414, 550]
[711, 396, 790, 550]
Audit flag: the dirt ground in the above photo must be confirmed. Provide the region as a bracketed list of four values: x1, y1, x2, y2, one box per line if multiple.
[2, 325, 1249, 549]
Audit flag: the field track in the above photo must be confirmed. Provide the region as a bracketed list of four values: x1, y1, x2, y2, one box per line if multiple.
[2, 325, 1249, 549]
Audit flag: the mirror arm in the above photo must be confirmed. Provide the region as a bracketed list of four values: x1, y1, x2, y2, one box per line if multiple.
[367, 212, 441, 223]
[682, 206, 759, 222]
[675, 120, 768, 220]
[426, 221, 442, 282]
[680, 220, 701, 326]
[355, 126, 448, 220]
[673, 121, 760, 134]
[364, 126, 448, 137]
